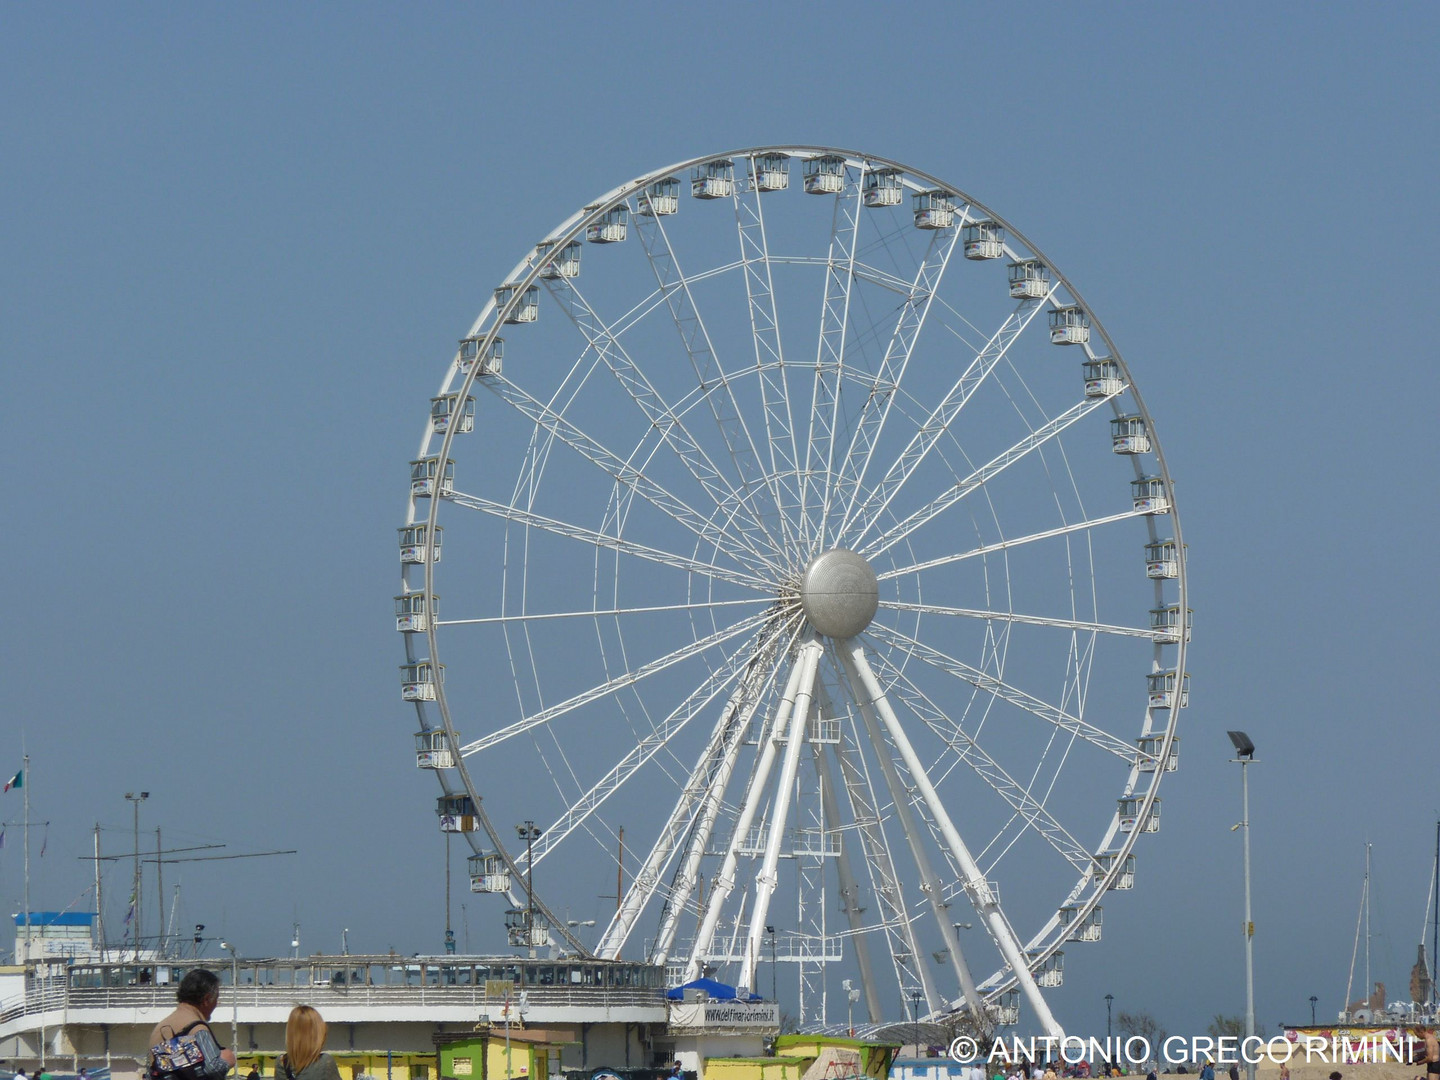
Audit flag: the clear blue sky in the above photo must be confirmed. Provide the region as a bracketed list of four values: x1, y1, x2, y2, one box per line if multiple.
[2, 1, 1438, 1041]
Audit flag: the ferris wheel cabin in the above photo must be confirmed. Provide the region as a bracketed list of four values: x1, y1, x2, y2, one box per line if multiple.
[468, 853, 510, 894]
[437, 794, 479, 833]
[1110, 414, 1150, 454]
[1082, 358, 1123, 397]
[400, 660, 443, 701]
[506, 908, 550, 949]
[913, 190, 955, 230]
[1144, 538, 1181, 579]
[410, 456, 454, 498]
[692, 159, 735, 200]
[863, 167, 904, 208]
[398, 524, 442, 564]
[638, 176, 680, 216]
[750, 153, 791, 192]
[1136, 733, 1180, 772]
[994, 991, 1021, 1026]
[458, 336, 503, 376]
[414, 729, 456, 770]
[1028, 950, 1064, 987]
[495, 284, 539, 324]
[1048, 305, 1090, 345]
[585, 204, 628, 244]
[1146, 669, 1190, 710]
[537, 240, 582, 278]
[1117, 796, 1161, 834]
[962, 219, 1004, 260]
[1131, 475, 1170, 514]
[802, 154, 847, 195]
[430, 393, 475, 435]
[394, 592, 437, 633]
[1059, 905, 1103, 942]
[1149, 603, 1193, 643]
[1094, 852, 1136, 890]
[1008, 258, 1050, 299]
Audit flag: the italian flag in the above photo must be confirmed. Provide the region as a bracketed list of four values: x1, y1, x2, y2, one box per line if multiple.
[3, 770, 21, 792]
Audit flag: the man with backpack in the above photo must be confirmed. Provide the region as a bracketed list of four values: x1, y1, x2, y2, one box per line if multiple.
[148, 969, 237, 1079]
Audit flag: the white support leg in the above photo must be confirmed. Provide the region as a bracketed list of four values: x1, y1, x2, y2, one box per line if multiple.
[844, 639, 1064, 1040]
[741, 637, 823, 990]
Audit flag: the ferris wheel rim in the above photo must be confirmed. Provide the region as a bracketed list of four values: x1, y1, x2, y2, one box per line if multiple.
[400, 144, 1190, 1020]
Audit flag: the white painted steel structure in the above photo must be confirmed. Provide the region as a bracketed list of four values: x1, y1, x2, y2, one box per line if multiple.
[398, 147, 1190, 1038]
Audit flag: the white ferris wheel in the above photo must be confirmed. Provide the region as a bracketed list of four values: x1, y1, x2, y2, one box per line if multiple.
[398, 146, 1190, 1036]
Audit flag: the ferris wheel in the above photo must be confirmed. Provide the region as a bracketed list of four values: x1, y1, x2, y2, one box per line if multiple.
[397, 146, 1189, 1036]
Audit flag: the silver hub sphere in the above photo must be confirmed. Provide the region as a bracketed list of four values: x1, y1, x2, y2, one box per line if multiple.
[799, 549, 879, 639]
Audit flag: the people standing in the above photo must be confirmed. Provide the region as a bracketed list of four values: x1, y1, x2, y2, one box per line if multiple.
[148, 969, 236, 1079]
[275, 1006, 341, 1080]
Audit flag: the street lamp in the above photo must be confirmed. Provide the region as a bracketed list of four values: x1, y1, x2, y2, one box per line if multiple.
[517, 821, 542, 956]
[125, 792, 149, 960]
[1105, 994, 1114, 1040]
[1228, 730, 1259, 1080]
[909, 988, 922, 1058]
[842, 978, 861, 1037]
[219, 940, 239, 1049]
[1309, 996, 1318, 1026]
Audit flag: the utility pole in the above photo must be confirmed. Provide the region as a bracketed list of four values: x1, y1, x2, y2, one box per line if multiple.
[93, 824, 107, 961]
[156, 827, 165, 958]
[125, 792, 149, 959]
[1227, 732, 1258, 1080]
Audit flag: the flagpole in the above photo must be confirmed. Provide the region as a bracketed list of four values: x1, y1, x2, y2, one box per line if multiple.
[23, 753, 30, 961]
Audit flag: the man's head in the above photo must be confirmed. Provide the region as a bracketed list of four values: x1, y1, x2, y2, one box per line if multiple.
[177, 968, 223, 1017]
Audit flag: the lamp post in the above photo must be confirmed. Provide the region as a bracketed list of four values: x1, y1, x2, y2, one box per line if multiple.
[909, 988, 922, 1058]
[842, 979, 860, 1037]
[1105, 994, 1114, 1040]
[125, 792, 149, 960]
[1309, 996, 1317, 1026]
[219, 940, 239, 1049]
[765, 924, 777, 1002]
[1228, 731, 1259, 1080]
[517, 821, 542, 957]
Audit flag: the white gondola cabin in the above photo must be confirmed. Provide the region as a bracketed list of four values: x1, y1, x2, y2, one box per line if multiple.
[1131, 475, 1170, 514]
[1110, 414, 1150, 454]
[962, 219, 1004, 260]
[585, 204, 628, 244]
[1136, 733, 1180, 772]
[1149, 603, 1193, 643]
[415, 729, 455, 770]
[1146, 669, 1190, 710]
[1048, 304, 1090, 345]
[1008, 258, 1050, 300]
[638, 176, 680, 216]
[506, 908, 551, 949]
[468, 853, 510, 894]
[807, 717, 841, 744]
[399, 524, 442, 564]
[913, 190, 955, 230]
[400, 660, 443, 701]
[1082, 358, 1122, 397]
[430, 393, 475, 435]
[410, 456, 454, 498]
[1144, 538, 1181, 579]
[692, 159, 735, 200]
[437, 794, 479, 832]
[458, 336, 503, 376]
[750, 153, 790, 192]
[863, 167, 904, 208]
[994, 990, 1021, 1026]
[1118, 796, 1161, 834]
[1029, 951, 1064, 987]
[537, 240, 582, 279]
[495, 284, 539, 324]
[1094, 852, 1136, 890]
[803, 155, 847, 195]
[394, 592, 437, 633]
[1059, 905, 1103, 942]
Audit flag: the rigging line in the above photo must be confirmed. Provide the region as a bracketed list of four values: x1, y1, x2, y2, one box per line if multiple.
[141, 850, 297, 863]
[81, 844, 225, 861]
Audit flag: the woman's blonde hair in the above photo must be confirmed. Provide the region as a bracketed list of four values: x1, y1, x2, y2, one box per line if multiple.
[285, 1005, 327, 1073]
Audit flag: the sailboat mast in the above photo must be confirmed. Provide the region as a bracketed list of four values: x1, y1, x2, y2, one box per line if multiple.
[1365, 842, 1371, 1006]
[22, 754, 31, 959]
[94, 824, 106, 961]
[1433, 821, 1439, 1006]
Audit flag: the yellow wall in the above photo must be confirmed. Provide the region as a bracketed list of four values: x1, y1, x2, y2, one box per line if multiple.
[237, 1054, 437, 1080]
[706, 1056, 809, 1080]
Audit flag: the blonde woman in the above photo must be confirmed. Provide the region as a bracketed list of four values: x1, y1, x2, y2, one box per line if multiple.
[276, 1005, 342, 1080]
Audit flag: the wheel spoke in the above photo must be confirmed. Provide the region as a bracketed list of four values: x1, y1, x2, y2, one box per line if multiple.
[438, 597, 767, 627]
[457, 610, 771, 757]
[877, 600, 1164, 641]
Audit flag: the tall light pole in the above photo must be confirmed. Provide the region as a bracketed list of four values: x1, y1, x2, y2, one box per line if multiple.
[1105, 993, 1114, 1040]
[219, 940, 239, 1049]
[1228, 731, 1259, 1080]
[909, 988, 922, 1058]
[842, 979, 860, 1037]
[125, 792, 149, 960]
[517, 821, 541, 957]
[1308, 996, 1317, 1026]
[765, 925, 777, 1002]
